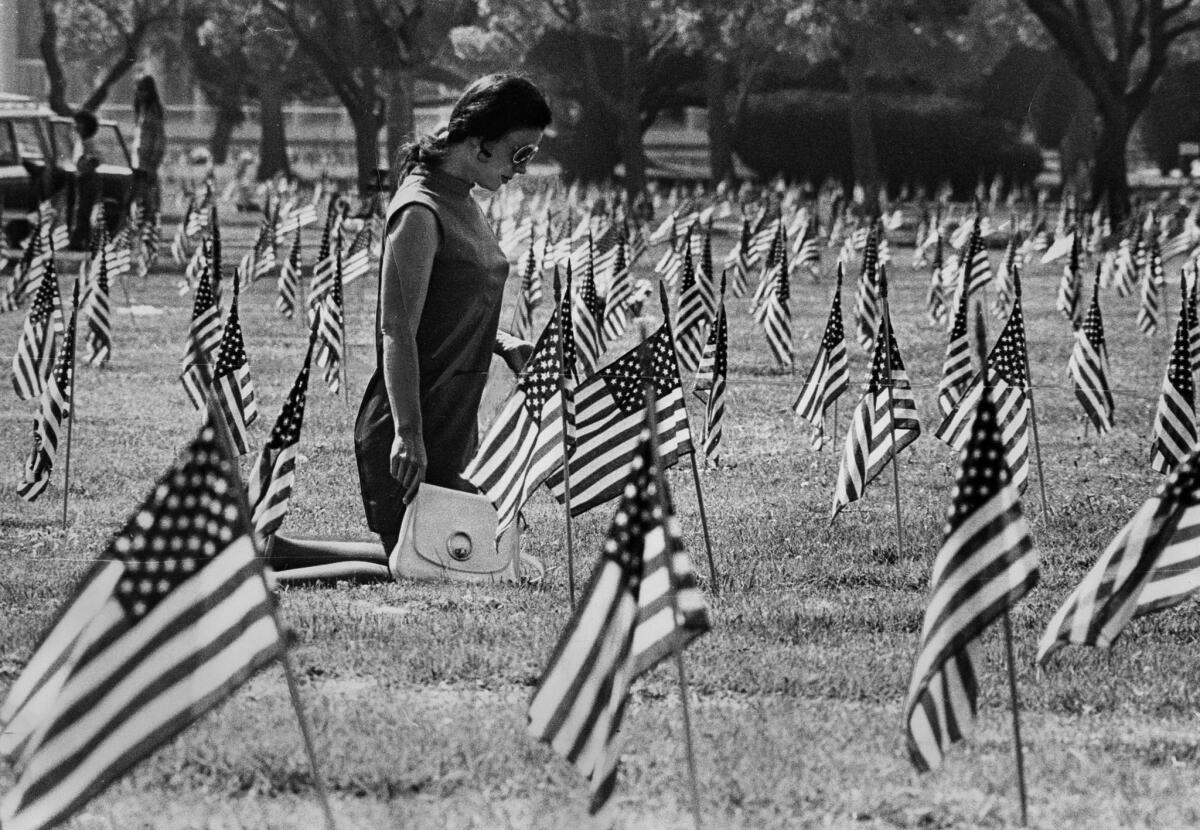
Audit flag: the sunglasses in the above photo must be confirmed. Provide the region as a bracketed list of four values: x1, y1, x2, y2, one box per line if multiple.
[511, 143, 539, 166]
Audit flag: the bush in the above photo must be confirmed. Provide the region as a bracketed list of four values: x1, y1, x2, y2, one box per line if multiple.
[733, 90, 1043, 198]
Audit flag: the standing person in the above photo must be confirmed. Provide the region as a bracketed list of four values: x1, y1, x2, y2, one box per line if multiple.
[131, 75, 166, 215]
[67, 110, 102, 251]
[267, 73, 553, 580]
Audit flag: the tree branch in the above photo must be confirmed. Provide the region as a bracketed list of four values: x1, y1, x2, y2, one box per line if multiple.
[38, 0, 71, 115]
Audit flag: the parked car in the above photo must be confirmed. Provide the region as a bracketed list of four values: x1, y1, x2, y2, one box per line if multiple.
[0, 93, 133, 245]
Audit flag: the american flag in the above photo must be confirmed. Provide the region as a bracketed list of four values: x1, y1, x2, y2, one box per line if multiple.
[1058, 230, 1084, 326]
[936, 288, 973, 417]
[793, 264, 850, 450]
[17, 283, 76, 502]
[182, 235, 208, 295]
[137, 208, 161, 278]
[248, 331, 313, 538]
[104, 221, 134, 282]
[276, 199, 318, 240]
[276, 229, 301, 319]
[1069, 271, 1114, 434]
[674, 237, 710, 373]
[551, 213, 574, 268]
[308, 203, 339, 310]
[699, 303, 728, 466]
[573, 249, 606, 376]
[340, 222, 373, 286]
[748, 207, 778, 267]
[1189, 279, 1200, 375]
[654, 224, 685, 288]
[959, 213, 991, 303]
[515, 240, 542, 340]
[463, 302, 575, 534]
[212, 279, 258, 455]
[11, 250, 63, 401]
[927, 231, 948, 326]
[832, 275, 919, 520]
[14, 222, 50, 304]
[855, 223, 881, 349]
[0, 423, 284, 830]
[694, 273, 725, 396]
[207, 208, 224, 301]
[1150, 297, 1196, 474]
[314, 244, 345, 394]
[626, 219, 648, 266]
[934, 279, 1032, 494]
[794, 216, 820, 276]
[1113, 231, 1138, 298]
[240, 213, 278, 285]
[185, 196, 209, 238]
[180, 262, 222, 410]
[1038, 446, 1200, 665]
[993, 233, 1019, 317]
[171, 200, 195, 266]
[725, 217, 752, 298]
[83, 243, 112, 367]
[544, 321, 694, 516]
[751, 222, 784, 313]
[528, 427, 710, 814]
[601, 236, 632, 342]
[571, 222, 621, 283]
[1138, 233, 1165, 336]
[904, 374, 1038, 772]
[757, 227, 793, 369]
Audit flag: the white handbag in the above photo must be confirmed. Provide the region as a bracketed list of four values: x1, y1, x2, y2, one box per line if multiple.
[388, 483, 521, 583]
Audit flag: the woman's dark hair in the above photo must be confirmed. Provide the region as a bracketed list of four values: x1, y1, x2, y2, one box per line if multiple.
[134, 75, 164, 120]
[395, 73, 551, 180]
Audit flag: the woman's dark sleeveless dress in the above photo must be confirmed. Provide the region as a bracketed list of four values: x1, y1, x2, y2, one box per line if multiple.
[354, 166, 509, 539]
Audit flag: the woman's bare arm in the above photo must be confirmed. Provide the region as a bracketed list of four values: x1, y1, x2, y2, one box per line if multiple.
[380, 205, 439, 502]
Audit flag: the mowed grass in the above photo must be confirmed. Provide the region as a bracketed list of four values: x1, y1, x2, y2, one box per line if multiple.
[3, 216, 1200, 829]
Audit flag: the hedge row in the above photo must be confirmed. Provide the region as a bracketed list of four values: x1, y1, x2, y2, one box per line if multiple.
[733, 90, 1043, 197]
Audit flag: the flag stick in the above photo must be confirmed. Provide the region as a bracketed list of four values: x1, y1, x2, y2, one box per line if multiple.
[686, 452, 719, 597]
[972, 305, 1030, 825]
[673, 653, 704, 830]
[554, 274, 577, 609]
[1002, 610, 1030, 826]
[878, 272, 904, 559]
[833, 398, 839, 451]
[642, 329, 704, 830]
[340, 305, 349, 406]
[61, 279, 81, 531]
[193, 344, 340, 830]
[660, 284, 720, 594]
[1020, 347, 1051, 525]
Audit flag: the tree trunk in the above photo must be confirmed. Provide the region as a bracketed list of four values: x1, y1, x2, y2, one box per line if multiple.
[38, 0, 71, 115]
[841, 45, 881, 216]
[618, 44, 647, 201]
[704, 56, 733, 186]
[350, 108, 382, 196]
[209, 104, 243, 165]
[385, 67, 415, 172]
[257, 77, 290, 180]
[1091, 108, 1131, 225]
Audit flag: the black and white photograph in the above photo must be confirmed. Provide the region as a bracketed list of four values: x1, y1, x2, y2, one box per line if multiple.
[4, 1, 1200, 827]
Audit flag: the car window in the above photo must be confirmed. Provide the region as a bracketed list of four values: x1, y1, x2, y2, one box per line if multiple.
[0, 123, 18, 165]
[51, 121, 74, 165]
[94, 125, 130, 166]
[10, 119, 45, 161]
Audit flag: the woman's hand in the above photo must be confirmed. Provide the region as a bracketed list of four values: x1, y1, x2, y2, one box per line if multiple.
[499, 337, 535, 374]
[390, 430, 428, 504]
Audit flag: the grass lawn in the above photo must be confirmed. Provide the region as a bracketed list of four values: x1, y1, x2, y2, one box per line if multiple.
[3, 220, 1200, 829]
